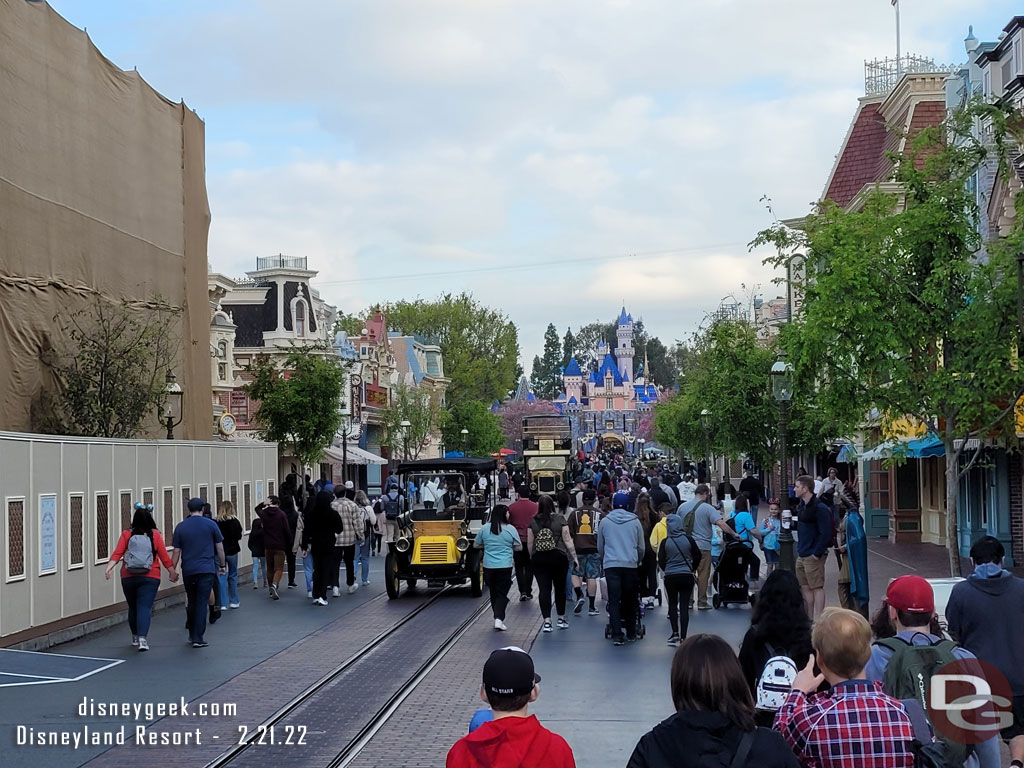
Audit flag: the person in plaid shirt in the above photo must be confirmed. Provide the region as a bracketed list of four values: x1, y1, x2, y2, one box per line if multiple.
[775, 607, 916, 767]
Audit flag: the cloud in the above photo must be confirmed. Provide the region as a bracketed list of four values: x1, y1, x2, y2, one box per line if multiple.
[46, 0, 1023, 365]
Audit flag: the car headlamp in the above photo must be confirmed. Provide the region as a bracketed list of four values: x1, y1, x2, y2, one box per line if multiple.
[456, 537, 470, 552]
[395, 537, 411, 553]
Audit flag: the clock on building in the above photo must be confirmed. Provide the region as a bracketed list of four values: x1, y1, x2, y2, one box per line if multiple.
[218, 412, 237, 436]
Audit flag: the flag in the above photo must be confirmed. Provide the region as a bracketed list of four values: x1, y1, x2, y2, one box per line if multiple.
[892, 0, 897, 5]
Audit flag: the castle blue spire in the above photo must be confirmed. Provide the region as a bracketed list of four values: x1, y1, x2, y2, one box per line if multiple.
[618, 306, 630, 326]
[564, 357, 582, 376]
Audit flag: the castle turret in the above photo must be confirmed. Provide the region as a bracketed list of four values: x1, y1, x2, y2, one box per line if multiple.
[563, 357, 584, 405]
[616, 306, 634, 382]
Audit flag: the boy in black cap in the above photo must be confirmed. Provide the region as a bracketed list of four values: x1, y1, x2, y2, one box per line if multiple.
[446, 647, 575, 768]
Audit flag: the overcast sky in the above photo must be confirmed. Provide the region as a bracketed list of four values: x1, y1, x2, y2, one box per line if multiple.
[47, 0, 1020, 365]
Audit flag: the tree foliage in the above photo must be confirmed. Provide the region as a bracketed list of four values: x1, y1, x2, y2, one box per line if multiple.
[562, 327, 575, 370]
[752, 104, 1024, 575]
[530, 323, 563, 400]
[245, 346, 348, 467]
[440, 399, 505, 456]
[497, 398, 560, 446]
[379, 381, 441, 461]
[40, 298, 180, 438]
[343, 294, 519, 404]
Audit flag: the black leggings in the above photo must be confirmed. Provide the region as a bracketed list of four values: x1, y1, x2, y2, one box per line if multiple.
[483, 567, 513, 620]
[312, 550, 333, 600]
[332, 545, 355, 588]
[664, 572, 695, 637]
[531, 551, 568, 619]
[639, 547, 658, 598]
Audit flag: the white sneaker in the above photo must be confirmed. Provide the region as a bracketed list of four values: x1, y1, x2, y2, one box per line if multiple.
[494, 619, 507, 631]
[347, 583, 358, 594]
[314, 597, 328, 606]
[362, 580, 371, 586]
[138, 637, 149, 652]
[131, 636, 139, 647]
[307, 590, 314, 598]
[332, 587, 340, 598]
[229, 603, 240, 609]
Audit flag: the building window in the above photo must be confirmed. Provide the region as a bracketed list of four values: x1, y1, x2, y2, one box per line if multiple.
[1016, 39, 1023, 75]
[120, 491, 132, 531]
[605, 398, 613, 409]
[95, 492, 110, 563]
[243, 482, 252, 530]
[7, 497, 25, 581]
[293, 299, 308, 337]
[984, 69, 991, 99]
[69, 493, 84, 569]
[218, 362, 227, 381]
[217, 340, 227, 359]
[163, 488, 174, 542]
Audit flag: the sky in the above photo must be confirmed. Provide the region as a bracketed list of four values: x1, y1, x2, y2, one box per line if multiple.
[45, 0, 1022, 366]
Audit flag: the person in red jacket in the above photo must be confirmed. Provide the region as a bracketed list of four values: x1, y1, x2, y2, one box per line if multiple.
[446, 646, 575, 768]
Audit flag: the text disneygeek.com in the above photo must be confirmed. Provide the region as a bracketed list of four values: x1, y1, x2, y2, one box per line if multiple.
[12, 696, 306, 748]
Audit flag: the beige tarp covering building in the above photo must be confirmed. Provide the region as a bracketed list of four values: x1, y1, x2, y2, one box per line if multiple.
[0, 0, 211, 439]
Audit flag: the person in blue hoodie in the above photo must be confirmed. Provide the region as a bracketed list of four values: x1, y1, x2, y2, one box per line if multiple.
[946, 536, 1024, 768]
[598, 491, 645, 646]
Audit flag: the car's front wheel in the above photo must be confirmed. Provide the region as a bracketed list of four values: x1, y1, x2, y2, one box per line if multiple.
[469, 552, 483, 597]
[385, 551, 401, 600]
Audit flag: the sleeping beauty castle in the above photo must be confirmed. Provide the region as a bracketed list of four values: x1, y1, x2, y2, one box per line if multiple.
[515, 308, 659, 453]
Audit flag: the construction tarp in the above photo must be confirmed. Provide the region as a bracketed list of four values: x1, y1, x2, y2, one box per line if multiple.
[0, 0, 211, 438]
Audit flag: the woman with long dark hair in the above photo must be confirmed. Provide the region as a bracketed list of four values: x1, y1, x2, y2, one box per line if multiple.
[737, 569, 813, 726]
[634, 494, 660, 606]
[528, 495, 577, 633]
[628, 634, 798, 767]
[105, 504, 177, 651]
[473, 504, 522, 631]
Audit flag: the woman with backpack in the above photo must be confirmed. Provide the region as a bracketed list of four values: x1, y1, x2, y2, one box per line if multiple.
[216, 501, 243, 610]
[105, 503, 177, 651]
[473, 504, 522, 631]
[634, 495, 661, 608]
[248, 514, 267, 590]
[528, 495, 577, 633]
[737, 569, 813, 727]
[626, 634, 799, 768]
[658, 513, 700, 645]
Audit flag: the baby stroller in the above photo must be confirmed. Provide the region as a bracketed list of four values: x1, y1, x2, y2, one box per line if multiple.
[712, 541, 756, 609]
[604, 588, 647, 640]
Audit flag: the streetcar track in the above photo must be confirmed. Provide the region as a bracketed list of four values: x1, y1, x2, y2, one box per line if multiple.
[203, 586, 458, 768]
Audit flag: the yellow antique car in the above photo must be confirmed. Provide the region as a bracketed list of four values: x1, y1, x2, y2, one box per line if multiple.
[384, 457, 497, 599]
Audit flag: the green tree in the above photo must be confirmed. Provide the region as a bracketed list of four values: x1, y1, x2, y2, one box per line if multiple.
[350, 293, 519, 405]
[440, 400, 505, 455]
[642, 336, 678, 385]
[573, 321, 616, 371]
[245, 346, 348, 468]
[40, 298, 180, 438]
[379, 381, 441, 462]
[562, 327, 575, 369]
[753, 105, 1024, 575]
[531, 323, 563, 400]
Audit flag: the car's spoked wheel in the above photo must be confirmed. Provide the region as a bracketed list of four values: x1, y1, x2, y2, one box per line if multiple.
[385, 551, 401, 599]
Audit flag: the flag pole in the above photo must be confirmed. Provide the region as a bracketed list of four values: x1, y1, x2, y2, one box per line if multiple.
[895, 0, 902, 77]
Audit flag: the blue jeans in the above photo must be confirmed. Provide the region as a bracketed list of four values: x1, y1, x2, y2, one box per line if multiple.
[184, 572, 216, 643]
[218, 554, 239, 606]
[302, 552, 314, 593]
[121, 575, 160, 638]
[750, 504, 759, 525]
[356, 539, 371, 583]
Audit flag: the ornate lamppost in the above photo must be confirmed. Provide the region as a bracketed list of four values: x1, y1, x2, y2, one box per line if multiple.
[771, 354, 795, 572]
[460, 428, 469, 455]
[161, 370, 183, 440]
[700, 409, 712, 487]
[400, 419, 411, 461]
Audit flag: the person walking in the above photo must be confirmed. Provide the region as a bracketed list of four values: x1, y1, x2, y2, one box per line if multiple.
[793, 474, 832, 621]
[626, 634, 798, 768]
[355, 490, 374, 586]
[634, 494, 660, 608]
[657, 513, 700, 645]
[567, 488, 602, 617]
[377, 483, 405, 546]
[739, 470, 764, 524]
[302, 489, 343, 605]
[758, 500, 782, 578]
[674, 484, 733, 610]
[172, 498, 226, 648]
[598, 491, 645, 646]
[676, 473, 696, 505]
[105, 503, 177, 651]
[774, 608, 917, 768]
[256, 496, 291, 600]
[528, 495, 577, 633]
[278, 480, 300, 589]
[738, 569, 813, 727]
[497, 464, 510, 500]
[507, 485, 538, 601]
[332, 485, 365, 596]
[946, 536, 1024, 768]
[215, 501, 243, 610]
[248, 513, 267, 590]
[473, 504, 522, 631]
[292, 503, 314, 598]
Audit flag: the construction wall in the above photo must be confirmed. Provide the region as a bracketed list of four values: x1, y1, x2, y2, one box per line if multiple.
[0, 432, 278, 644]
[0, 0, 211, 439]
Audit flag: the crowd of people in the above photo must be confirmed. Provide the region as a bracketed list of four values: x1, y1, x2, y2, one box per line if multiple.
[455, 451, 1023, 768]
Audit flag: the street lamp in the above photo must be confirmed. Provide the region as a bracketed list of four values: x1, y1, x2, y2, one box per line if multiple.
[771, 354, 795, 571]
[638, 437, 646, 460]
[400, 419, 411, 461]
[162, 370, 183, 440]
[700, 408, 712, 486]
[460, 428, 469, 455]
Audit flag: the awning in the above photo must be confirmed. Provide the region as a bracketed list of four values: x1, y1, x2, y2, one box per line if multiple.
[861, 434, 944, 461]
[325, 444, 387, 466]
[837, 444, 858, 463]
[906, 434, 944, 458]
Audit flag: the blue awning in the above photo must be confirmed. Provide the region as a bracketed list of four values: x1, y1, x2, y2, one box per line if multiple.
[906, 434, 944, 458]
[837, 444, 858, 463]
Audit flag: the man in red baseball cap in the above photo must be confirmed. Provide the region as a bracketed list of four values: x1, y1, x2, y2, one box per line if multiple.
[446, 647, 575, 768]
[865, 575, 1002, 766]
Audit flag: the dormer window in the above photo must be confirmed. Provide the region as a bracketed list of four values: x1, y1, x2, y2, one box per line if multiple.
[294, 300, 306, 337]
[217, 340, 227, 359]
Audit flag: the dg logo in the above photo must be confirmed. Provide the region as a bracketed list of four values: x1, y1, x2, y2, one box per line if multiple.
[927, 659, 1014, 744]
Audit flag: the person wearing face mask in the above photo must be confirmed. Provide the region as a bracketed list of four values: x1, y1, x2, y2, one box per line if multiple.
[946, 536, 1024, 768]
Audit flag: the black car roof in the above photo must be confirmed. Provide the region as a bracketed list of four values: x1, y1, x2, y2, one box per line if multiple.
[395, 457, 498, 474]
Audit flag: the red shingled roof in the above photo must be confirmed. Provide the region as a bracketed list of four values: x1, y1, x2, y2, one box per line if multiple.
[825, 101, 887, 208]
